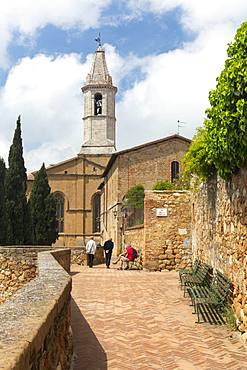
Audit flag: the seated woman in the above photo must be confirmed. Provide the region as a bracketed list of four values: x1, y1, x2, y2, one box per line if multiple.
[113, 244, 135, 270]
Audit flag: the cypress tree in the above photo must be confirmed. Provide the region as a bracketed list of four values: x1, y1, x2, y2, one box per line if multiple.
[0, 158, 6, 245]
[29, 163, 57, 245]
[5, 116, 30, 244]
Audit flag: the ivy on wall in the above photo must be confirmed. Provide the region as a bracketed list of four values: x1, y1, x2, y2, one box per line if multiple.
[184, 21, 247, 181]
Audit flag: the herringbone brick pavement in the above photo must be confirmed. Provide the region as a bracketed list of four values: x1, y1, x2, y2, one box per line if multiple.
[71, 265, 247, 370]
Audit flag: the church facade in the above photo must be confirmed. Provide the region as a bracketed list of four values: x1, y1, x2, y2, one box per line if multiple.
[28, 46, 191, 248]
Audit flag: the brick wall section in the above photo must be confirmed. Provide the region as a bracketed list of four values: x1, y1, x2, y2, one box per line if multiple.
[144, 190, 192, 271]
[0, 248, 72, 370]
[192, 171, 247, 340]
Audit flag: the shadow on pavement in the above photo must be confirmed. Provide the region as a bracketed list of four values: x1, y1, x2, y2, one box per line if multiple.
[70, 271, 81, 276]
[71, 298, 107, 370]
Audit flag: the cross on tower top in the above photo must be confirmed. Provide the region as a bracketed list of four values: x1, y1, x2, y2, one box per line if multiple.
[95, 33, 102, 48]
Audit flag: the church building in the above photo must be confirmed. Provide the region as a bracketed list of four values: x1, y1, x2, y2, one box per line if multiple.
[28, 45, 191, 248]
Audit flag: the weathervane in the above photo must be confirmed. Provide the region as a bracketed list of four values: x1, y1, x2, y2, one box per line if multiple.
[177, 120, 187, 135]
[95, 32, 102, 47]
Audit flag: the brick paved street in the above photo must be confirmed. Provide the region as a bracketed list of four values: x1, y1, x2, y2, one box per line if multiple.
[71, 265, 247, 370]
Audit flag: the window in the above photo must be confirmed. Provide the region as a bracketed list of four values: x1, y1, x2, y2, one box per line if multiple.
[94, 93, 102, 115]
[54, 193, 64, 233]
[92, 193, 101, 233]
[171, 161, 179, 182]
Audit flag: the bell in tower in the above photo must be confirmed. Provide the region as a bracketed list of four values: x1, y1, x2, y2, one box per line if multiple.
[80, 41, 117, 155]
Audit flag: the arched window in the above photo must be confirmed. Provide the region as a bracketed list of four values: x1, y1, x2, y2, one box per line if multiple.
[92, 193, 101, 233]
[54, 193, 64, 233]
[171, 161, 180, 182]
[94, 93, 102, 115]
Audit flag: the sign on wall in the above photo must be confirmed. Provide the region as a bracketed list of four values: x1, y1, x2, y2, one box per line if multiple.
[156, 208, 168, 217]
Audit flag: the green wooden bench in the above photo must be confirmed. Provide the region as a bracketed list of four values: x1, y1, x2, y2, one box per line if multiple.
[187, 270, 232, 324]
[181, 262, 212, 297]
[179, 259, 201, 288]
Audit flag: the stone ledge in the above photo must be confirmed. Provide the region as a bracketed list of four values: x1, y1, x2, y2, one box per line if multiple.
[0, 248, 72, 370]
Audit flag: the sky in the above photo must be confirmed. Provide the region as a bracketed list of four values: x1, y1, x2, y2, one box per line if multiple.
[0, 1, 246, 172]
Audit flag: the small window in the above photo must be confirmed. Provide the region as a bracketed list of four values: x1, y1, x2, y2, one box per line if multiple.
[171, 161, 179, 182]
[92, 193, 101, 232]
[94, 93, 102, 115]
[54, 193, 64, 233]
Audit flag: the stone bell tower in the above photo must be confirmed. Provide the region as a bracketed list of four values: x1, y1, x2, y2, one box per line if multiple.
[80, 46, 117, 154]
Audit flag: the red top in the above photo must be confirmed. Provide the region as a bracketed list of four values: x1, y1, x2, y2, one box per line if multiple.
[127, 247, 134, 261]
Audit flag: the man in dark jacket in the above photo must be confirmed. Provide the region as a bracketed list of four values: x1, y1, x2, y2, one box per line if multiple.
[103, 238, 114, 268]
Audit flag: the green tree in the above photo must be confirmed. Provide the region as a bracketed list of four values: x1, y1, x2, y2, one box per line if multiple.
[5, 116, 31, 244]
[29, 163, 57, 245]
[184, 22, 247, 181]
[0, 158, 6, 245]
[123, 185, 144, 209]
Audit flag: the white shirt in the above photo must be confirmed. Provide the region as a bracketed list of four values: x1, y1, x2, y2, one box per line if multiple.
[86, 239, 97, 254]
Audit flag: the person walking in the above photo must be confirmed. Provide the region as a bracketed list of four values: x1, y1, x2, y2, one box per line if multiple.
[86, 237, 97, 268]
[103, 238, 114, 268]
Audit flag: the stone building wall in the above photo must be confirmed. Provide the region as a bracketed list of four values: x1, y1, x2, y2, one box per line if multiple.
[28, 154, 110, 248]
[100, 135, 191, 252]
[0, 248, 72, 370]
[144, 190, 192, 271]
[192, 170, 247, 339]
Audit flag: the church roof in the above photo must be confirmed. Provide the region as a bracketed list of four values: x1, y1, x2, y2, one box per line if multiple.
[85, 47, 113, 86]
[102, 134, 191, 177]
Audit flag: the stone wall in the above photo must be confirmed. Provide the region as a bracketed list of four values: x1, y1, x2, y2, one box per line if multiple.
[123, 225, 144, 254]
[144, 190, 192, 271]
[0, 246, 52, 305]
[71, 245, 105, 265]
[0, 248, 72, 370]
[192, 171, 247, 340]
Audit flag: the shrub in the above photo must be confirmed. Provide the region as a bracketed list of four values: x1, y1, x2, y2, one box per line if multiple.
[153, 180, 173, 190]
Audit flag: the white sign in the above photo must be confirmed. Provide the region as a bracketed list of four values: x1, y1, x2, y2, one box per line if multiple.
[156, 208, 168, 217]
[178, 228, 187, 235]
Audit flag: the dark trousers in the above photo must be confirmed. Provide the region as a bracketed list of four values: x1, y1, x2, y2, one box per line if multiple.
[87, 253, 94, 268]
[105, 250, 112, 267]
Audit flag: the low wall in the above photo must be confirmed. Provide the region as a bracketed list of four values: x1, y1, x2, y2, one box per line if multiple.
[0, 248, 72, 370]
[144, 190, 192, 271]
[192, 171, 247, 340]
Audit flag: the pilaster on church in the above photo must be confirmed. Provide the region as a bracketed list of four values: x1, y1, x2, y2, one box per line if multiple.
[80, 46, 117, 155]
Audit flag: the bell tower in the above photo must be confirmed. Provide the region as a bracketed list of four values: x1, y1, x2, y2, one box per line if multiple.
[80, 46, 117, 154]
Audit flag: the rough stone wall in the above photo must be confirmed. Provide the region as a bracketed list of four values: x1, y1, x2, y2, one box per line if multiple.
[144, 190, 192, 271]
[71, 246, 105, 265]
[0, 255, 36, 304]
[192, 171, 247, 339]
[0, 246, 52, 305]
[0, 248, 72, 370]
[123, 225, 144, 254]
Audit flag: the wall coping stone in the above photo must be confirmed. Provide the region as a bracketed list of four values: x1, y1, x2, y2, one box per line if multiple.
[0, 248, 72, 370]
[145, 190, 190, 194]
[125, 224, 144, 231]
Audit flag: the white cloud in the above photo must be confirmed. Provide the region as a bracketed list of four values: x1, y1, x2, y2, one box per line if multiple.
[0, 53, 87, 170]
[0, 46, 140, 171]
[0, 0, 111, 67]
[126, 0, 247, 31]
[117, 23, 235, 148]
